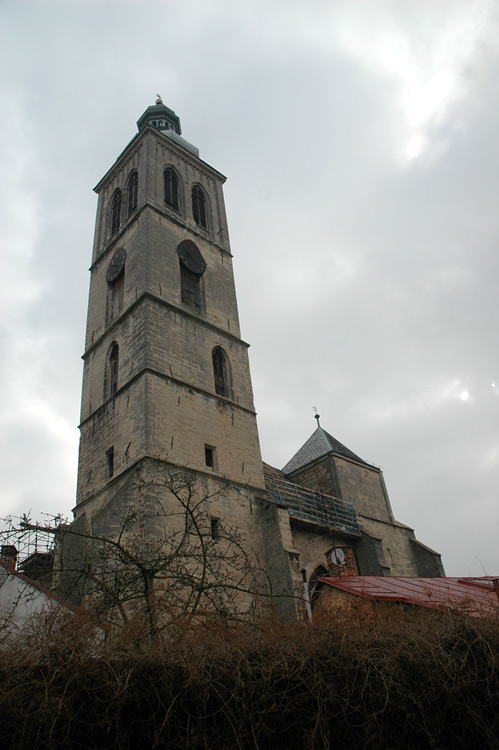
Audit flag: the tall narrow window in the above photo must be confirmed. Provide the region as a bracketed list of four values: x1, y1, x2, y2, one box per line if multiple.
[205, 444, 217, 470]
[106, 447, 114, 478]
[177, 240, 206, 311]
[111, 189, 122, 234]
[164, 168, 179, 211]
[106, 248, 126, 321]
[205, 447, 214, 468]
[109, 343, 119, 396]
[212, 347, 230, 398]
[210, 517, 220, 540]
[180, 265, 200, 309]
[192, 185, 207, 228]
[110, 271, 124, 318]
[127, 171, 138, 216]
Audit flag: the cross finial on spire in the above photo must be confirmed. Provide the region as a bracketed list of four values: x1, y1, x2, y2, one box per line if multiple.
[313, 406, 321, 427]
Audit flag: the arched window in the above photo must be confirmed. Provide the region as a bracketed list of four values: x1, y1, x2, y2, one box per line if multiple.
[192, 185, 208, 229]
[212, 347, 231, 398]
[308, 565, 328, 604]
[111, 189, 122, 234]
[108, 342, 119, 397]
[164, 168, 179, 211]
[127, 171, 138, 216]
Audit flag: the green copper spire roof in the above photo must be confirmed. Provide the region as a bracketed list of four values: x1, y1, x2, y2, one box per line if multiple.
[137, 96, 182, 134]
[136, 97, 199, 157]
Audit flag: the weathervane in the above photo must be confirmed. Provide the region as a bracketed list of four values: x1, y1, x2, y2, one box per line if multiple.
[155, 94, 163, 105]
[313, 406, 321, 427]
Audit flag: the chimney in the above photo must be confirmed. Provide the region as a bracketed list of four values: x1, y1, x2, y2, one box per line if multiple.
[1, 545, 18, 570]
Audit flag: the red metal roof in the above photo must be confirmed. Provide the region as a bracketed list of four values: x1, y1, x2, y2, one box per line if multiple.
[320, 575, 499, 617]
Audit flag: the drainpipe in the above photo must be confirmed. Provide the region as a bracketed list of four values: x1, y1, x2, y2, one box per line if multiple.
[301, 568, 313, 622]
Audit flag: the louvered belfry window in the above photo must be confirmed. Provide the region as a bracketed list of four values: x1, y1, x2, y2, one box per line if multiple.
[164, 168, 179, 210]
[177, 240, 206, 311]
[212, 347, 228, 398]
[127, 171, 138, 215]
[192, 185, 207, 228]
[111, 189, 122, 234]
[109, 343, 119, 396]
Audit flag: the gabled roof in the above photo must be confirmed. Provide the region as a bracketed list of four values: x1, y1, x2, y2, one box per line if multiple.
[264, 464, 361, 537]
[282, 426, 371, 475]
[320, 575, 499, 617]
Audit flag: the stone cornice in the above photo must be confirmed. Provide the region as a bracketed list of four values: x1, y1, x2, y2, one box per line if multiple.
[83, 291, 249, 359]
[78, 365, 257, 429]
[73, 455, 266, 514]
[90, 201, 232, 272]
[94, 126, 226, 195]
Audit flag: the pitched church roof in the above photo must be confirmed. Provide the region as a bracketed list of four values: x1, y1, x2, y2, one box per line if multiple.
[282, 425, 370, 476]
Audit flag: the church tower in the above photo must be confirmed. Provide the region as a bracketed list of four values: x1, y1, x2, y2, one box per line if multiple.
[68, 98, 442, 619]
[74, 99, 268, 580]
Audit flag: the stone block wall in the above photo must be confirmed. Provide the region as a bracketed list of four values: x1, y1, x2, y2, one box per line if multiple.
[77, 124, 264, 512]
[290, 455, 394, 525]
[73, 458, 282, 616]
[77, 380, 147, 506]
[290, 525, 359, 583]
[334, 457, 394, 523]
[145, 372, 264, 489]
[288, 457, 336, 496]
[356, 517, 420, 576]
[255, 501, 301, 618]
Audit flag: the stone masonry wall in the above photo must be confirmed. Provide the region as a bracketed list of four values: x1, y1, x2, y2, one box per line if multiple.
[78, 125, 264, 511]
[145, 372, 264, 490]
[357, 516, 420, 576]
[334, 457, 394, 523]
[290, 456, 394, 524]
[289, 458, 336, 497]
[291, 526, 358, 584]
[75, 458, 273, 615]
[76, 379, 147, 507]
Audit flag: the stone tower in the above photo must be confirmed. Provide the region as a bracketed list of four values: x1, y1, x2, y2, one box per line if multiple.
[65, 98, 442, 617]
[72, 100, 275, 612]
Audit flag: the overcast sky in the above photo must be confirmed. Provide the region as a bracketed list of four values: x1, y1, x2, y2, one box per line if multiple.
[1, 0, 498, 577]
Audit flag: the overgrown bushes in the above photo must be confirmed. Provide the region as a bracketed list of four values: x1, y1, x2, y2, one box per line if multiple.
[1, 606, 498, 749]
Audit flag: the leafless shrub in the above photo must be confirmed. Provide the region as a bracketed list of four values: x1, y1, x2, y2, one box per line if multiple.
[1, 469, 271, 643]
[0, 604, 497, 749]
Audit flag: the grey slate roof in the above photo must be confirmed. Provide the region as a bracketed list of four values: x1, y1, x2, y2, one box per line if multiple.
[282, 426, 370, 475]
